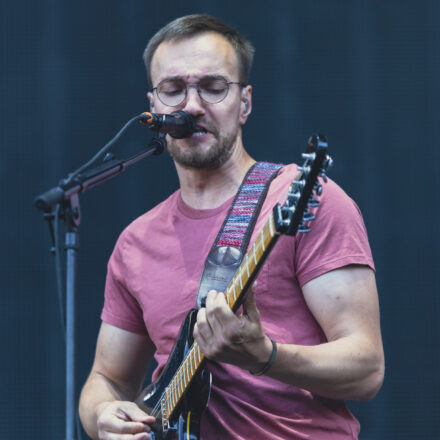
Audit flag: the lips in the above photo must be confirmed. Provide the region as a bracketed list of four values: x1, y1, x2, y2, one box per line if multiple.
[192, 125, 210, 137]
[194, 125, 208, 133]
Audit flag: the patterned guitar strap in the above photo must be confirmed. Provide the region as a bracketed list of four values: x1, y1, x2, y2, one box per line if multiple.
[196, 162, 283, 309]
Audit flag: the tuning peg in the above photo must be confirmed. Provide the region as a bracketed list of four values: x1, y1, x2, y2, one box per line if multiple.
[298, 224, 310, 233]
[314, 183, 322, 196]
[302, 212, 315, 222]
[297, 166, 311, 176]
[291, 179, 305, 191]
[287, 192, 300, 204]
[324, 155, 334, 169]
[308, 196, 320, 207]
[319, 172, 328, 183]
[301, 152, 316, 162]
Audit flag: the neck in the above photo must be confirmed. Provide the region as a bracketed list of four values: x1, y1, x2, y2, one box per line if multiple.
[175, 138, 255, 210]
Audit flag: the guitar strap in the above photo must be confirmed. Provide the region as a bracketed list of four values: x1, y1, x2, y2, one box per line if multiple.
[196, 162, 283, 309]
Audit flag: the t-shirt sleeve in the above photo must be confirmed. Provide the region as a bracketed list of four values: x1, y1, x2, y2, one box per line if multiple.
[101, 231, 147, 335]
[294, 178, 375, 287]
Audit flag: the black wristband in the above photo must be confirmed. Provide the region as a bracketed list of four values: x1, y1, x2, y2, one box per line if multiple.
[249, 337, 277, 376]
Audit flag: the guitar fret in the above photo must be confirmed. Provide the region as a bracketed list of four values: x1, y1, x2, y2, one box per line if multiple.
[269, 217, 274, 237]
[253, 245, 257, 265]
[180, 370, 184, 391]
[167, 391, 171, 416]
[239, 271, 243, 289]
[226, 289, 233, 308]
[164, 389, 168, 416]
[260, 232, 265, 251]
[245, 254, 250, 277]
[185, 359, 189, 383]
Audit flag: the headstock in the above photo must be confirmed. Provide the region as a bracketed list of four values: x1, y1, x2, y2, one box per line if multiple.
[273, 134, 333, 236]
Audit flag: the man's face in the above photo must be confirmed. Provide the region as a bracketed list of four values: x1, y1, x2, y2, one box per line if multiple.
[149, 32, 251, 170]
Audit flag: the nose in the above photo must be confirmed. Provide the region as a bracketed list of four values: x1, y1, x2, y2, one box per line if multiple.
[181, 84, 205, 117]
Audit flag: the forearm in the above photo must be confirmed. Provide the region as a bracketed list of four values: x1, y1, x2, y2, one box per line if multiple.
[264, 335, 384, 401]
[79, 371, 134, 439]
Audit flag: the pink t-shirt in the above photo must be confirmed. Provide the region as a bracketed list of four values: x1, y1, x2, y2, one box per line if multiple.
[102, 163, 374, 439]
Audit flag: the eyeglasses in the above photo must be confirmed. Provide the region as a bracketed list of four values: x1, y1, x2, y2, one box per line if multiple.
[152, 77, 244, 107]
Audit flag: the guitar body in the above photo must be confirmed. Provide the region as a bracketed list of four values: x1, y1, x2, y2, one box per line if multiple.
[136, 309, 212, 440]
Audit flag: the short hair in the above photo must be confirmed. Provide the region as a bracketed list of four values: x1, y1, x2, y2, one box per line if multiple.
[143, 14, 255, 87]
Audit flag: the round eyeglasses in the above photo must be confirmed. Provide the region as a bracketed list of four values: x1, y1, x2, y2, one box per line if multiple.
[152, 77, 244, 107]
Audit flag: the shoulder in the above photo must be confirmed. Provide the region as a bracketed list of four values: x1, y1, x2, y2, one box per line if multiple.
[110, 190, 180, 262]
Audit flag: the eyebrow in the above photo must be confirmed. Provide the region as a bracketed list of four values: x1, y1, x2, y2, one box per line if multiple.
[158, 74, 229, 84]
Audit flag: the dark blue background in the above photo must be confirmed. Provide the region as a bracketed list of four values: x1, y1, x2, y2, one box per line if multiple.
[1, 1, 439, 438]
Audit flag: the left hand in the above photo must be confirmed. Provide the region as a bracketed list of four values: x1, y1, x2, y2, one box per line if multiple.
[193, 287, 273, 371]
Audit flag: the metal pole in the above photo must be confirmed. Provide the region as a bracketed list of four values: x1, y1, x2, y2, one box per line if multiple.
[65, 231, 78, 440]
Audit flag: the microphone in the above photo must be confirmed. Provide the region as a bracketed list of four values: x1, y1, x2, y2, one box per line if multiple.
[140, 110, 196, 139]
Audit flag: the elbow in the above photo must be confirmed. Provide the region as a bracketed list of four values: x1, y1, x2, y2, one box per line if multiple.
[356, 352, 385, 401]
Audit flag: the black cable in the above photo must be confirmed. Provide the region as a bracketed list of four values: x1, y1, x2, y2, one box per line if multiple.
[63, 114, 142, 185]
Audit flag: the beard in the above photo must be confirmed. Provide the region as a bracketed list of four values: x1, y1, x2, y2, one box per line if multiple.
[166, 126, 238, 170]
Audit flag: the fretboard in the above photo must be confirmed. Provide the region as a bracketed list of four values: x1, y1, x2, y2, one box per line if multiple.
[161, 212, 279, 421]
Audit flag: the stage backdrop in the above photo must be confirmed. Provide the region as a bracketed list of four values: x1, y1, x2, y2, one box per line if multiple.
[1, 1, 439, 439]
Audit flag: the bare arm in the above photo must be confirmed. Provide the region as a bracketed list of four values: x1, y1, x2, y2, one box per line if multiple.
[79, 322, 156, 439]
[194, 265, 384, 401]
[264, 265, 384, 400]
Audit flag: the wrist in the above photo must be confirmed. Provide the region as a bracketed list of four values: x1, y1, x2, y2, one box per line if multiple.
[249, 336, 277, 376]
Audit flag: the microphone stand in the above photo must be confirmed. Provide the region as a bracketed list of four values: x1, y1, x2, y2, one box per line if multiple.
[35, 131, 166, 440]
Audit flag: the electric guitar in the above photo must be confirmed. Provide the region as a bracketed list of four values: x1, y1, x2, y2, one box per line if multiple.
[135, 134, 333, 439]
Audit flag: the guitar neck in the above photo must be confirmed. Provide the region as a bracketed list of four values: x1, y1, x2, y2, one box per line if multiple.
[161, 212, 280, 420]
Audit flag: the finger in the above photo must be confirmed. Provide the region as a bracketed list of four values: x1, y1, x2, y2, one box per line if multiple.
[205, 291, 229, 333]
[105, 432, 152, 440]
[206, 291, 237, 329]
[118, 401, 155, 424]
[194, 308, 213, 340]
[242, 289, 261, 323]
[100, 419, 151, 435]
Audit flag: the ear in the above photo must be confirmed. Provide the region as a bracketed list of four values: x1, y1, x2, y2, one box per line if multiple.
[147, 92, 155, 111]
[239, 85, 252, 125]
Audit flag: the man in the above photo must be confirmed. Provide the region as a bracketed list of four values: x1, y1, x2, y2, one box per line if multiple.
[79, 14, 384, 440]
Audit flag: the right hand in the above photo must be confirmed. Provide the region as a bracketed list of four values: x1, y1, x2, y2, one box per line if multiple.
[96, 401, 155, 439]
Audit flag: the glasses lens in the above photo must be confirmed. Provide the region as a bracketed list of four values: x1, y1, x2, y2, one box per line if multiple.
[199, 79, 229, 104]
[157, 80, 186, 106]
